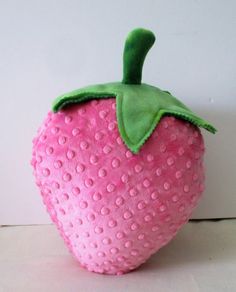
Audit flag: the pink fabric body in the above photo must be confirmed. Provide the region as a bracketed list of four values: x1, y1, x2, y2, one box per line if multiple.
[31, 98, 205, 275]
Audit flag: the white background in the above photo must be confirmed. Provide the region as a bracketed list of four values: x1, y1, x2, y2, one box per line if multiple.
[0, 0, 235, 225]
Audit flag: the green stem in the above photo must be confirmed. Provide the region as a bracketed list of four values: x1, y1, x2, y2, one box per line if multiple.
[122, 28, 156, 85]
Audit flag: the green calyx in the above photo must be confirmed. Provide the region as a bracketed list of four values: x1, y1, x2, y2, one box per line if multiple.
[52, 28, 216, 153]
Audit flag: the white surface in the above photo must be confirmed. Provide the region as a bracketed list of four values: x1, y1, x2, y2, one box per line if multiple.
[0, 0, 236, 224]
[0, 220, 236, 292]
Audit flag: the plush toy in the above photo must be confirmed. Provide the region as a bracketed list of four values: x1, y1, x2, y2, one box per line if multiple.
[31, 28, 216, 275]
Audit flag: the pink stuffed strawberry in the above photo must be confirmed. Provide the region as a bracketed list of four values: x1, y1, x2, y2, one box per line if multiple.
[31, 28, 216, 275]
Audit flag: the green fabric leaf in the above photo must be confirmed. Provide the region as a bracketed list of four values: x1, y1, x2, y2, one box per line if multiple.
[52, 28, 216, 153]
[52, 82, 216, 153]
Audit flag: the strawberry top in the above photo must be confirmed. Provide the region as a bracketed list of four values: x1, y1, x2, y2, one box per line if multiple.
[52, 28, 216, 153]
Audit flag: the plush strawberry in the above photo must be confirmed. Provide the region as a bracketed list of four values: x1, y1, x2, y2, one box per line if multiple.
[31, 28, 216, 275]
